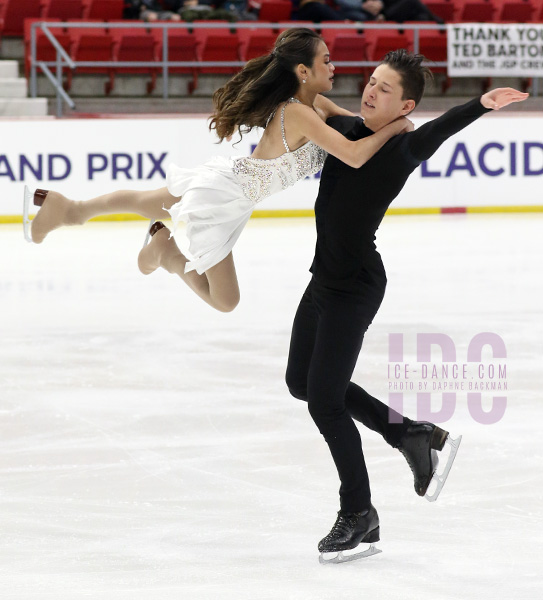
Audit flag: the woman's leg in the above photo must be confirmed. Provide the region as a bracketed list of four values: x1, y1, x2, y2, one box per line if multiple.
[31, 187, 177, 244]
[32, 187, 241, 312]
[138, 225, 240, 313]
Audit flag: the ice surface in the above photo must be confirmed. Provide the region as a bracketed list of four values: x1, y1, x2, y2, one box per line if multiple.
[1, 214, 542, 599]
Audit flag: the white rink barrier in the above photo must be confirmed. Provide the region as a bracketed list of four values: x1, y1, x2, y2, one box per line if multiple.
[1, 112, 542, 218]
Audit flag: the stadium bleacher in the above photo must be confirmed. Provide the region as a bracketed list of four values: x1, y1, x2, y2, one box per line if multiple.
[1, 0, 541, 98]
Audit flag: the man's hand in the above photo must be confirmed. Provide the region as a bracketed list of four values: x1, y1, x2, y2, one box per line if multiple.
[481, 88, 529, 110]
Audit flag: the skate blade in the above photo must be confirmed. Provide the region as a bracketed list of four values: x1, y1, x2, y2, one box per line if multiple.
[142, 219, 155, 248]
[319, 543, 382, 565]
[425, 434, 462, 502]
[23, 185, 33, 243]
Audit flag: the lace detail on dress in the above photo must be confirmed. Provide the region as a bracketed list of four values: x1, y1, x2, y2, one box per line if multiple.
[233, 98, 327, 203]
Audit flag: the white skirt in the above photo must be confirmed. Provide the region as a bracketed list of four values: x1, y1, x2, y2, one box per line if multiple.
[165, 156, 255, 275]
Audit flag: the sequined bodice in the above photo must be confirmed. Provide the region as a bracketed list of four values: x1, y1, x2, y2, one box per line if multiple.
[232, 98, 327, 203]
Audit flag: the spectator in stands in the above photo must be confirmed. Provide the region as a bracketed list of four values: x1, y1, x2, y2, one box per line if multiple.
[334, 0, 444, 23]
[126, 0, 255, 21]
[162, 0, 251, 22]
[220, 0, 258, 21]
[177, 0, 237, 21]
[126, 0, 182, 21]
[291, 0, 346, 23]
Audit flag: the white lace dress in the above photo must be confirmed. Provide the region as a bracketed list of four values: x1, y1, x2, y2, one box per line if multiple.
[166, 98, 327, 274]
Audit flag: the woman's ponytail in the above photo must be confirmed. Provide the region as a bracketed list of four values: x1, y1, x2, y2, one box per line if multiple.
[209, 28, 322, 143]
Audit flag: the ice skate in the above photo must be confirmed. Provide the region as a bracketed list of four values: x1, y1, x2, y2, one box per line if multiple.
[138, 221, 171, 275]
[24, 186, 49, 243]
[318, 505, 382, 564]
[24, 186, 82, 244]
[142, 218, 156, 248]
[397, 422, 461, 502]
[23, 185, 34, 242]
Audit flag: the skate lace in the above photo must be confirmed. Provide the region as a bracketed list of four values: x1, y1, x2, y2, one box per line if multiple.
[325, 513, 359, 541]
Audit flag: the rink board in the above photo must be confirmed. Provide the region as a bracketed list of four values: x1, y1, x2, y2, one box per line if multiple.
[1, 112, 542, 216]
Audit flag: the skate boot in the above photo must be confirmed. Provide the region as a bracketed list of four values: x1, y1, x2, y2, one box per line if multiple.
[397, 422, 462, 502]
[138, 221, 174, 275]
[318, 504, 382, 564]
[24, 186, 83, 244]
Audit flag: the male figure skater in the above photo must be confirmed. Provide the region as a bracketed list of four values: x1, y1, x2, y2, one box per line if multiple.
[285, 49, 528, 563]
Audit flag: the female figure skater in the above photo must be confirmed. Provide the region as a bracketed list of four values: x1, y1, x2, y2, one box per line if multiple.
[25, 28, 410, 313]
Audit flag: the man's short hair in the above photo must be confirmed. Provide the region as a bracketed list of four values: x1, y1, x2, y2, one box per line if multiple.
[381, 49, 433, 106]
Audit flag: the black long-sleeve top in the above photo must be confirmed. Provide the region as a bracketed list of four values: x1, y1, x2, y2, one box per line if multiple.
[309, 97, 492, 296]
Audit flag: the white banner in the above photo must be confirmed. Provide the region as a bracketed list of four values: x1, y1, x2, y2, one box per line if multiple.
[447, 23, 543, 76]
[0, 112, 542, 217]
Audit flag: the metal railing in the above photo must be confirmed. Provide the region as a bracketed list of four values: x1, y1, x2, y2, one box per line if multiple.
[29, 20, 533, 117]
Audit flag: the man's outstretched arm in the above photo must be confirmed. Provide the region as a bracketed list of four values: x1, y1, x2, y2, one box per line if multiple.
[407, 88, 529, 163]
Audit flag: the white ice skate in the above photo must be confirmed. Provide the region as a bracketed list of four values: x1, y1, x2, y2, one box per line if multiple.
[23, 185, 33, 243]
[425, 434, 462, 502]
[319, 543, 382, 564]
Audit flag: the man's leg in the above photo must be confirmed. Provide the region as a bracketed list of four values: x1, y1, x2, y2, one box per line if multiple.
[286, 282, 411, 449]
[345, 383, 411, 448]
[285, 281, 318, 401]
[304, 290, 376, 512]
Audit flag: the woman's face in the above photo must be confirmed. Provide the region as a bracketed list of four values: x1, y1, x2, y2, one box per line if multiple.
[308, 41, 335, 92]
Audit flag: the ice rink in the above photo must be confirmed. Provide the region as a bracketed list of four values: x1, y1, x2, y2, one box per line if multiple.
[1, 213, 542, 599]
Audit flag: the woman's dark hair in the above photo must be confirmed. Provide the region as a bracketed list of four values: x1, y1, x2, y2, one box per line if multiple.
[209, 28, 323, 142]
[381, 49, 433, 106]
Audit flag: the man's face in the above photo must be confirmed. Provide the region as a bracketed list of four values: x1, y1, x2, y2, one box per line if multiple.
[360, 64, 415, 131]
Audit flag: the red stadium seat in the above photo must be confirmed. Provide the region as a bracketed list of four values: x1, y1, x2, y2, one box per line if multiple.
[24, 18, 72, 82]
[0, 0, 44, 37]
[257, 0, 292, 22]
[423, 1, 455, 23]
[452, 0, 496, 22]
[110, 28, 158, 94]
[363, 26, 414, 61]
[495, 0, 536, 22]
[416, 27, 451, 93]
[195, 27, 240, 75]
[69, 26, 114, 93]
[363, 26, 414, 92]
[238, 26, 275, 61]
[42, 0, 84, 19]
[152, 27, 199, 94]
[321, 29, 367, 89]
[82, 0, 124, 20]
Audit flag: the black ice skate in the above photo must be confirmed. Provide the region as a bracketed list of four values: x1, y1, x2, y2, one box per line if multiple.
[318, 504, 382, 564]
[398, 422, 462, 502]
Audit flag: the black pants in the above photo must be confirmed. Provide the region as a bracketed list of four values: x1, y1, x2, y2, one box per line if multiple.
[286, 278, 411, 512]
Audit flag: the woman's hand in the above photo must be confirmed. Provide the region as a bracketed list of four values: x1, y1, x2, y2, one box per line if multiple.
[398, 116, 414, 134]
[481, 88, 529, 110]
[389, 116, 414, 135]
